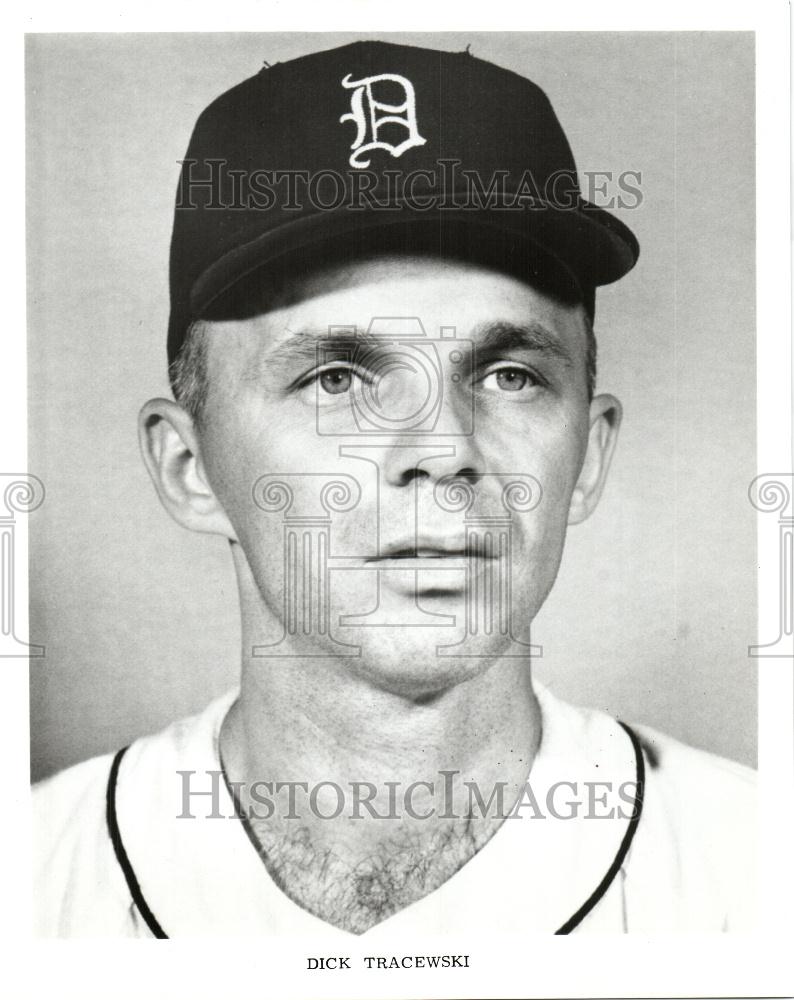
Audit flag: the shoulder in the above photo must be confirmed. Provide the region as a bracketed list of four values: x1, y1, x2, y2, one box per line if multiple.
[539, 683, 756, 842]
[33, 749, 121, 869]
[631, 719, 756, 810]
[536, 681, 755, 814]
[32, 691, 237, 937]
[627, 720, 757, 930]
[33, 750, 114, 823]
[534, 682, 757, 930]
[629, 719, 757, 857]
[32, 750, 128, 936]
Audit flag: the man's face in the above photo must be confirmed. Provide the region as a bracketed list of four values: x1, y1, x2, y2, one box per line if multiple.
[195, 255, 600, 695]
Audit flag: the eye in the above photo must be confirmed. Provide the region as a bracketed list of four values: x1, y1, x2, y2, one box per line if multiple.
[481, 365, 539, 393]
[318, 367, 353, 394]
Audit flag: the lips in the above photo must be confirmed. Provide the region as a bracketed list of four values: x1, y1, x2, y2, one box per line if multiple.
[365, 535, 497, 562]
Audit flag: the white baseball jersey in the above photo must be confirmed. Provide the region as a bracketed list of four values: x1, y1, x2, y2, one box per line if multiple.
[32, 682, 756, 937]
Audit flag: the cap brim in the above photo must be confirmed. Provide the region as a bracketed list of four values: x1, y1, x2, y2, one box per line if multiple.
[190, 197, 639, 321]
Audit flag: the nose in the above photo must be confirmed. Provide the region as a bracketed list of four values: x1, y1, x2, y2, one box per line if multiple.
[380, 402, 485, 490]
[387, 454, 480, 490]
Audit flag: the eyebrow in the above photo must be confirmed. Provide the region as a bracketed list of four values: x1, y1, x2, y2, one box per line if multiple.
[469, 321, 574, 367]
[242, 328, 366, 384]
[245, 319, 574, 384]
[274, 330, 374, 362]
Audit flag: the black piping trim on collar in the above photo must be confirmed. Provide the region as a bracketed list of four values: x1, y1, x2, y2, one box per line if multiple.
[106, 746, 168, 939]
[554, 720, 646, 934]
[105, 721, 645, 939]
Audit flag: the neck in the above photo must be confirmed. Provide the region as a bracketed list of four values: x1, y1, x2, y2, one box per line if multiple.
[218, 588, 542, 934]
[221, 643, 542, 842]
[221, 546, 543, 831]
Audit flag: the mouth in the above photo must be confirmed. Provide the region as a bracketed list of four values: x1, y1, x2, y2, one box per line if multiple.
[367, 550, 467, 562]
[365, 536, 498, 564]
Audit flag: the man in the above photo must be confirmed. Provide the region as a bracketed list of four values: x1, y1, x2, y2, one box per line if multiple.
[33, 39, 755, 936]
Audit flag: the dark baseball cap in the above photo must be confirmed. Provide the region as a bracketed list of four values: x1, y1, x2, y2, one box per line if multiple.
[167, 39, 639, 365]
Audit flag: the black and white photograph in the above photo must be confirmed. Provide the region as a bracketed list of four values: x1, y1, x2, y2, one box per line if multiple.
[8, 7, 793, 1000]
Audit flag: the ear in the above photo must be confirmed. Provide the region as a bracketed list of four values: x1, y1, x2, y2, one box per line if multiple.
[567, 393, 622, 525]
[138, 398, 238, 540]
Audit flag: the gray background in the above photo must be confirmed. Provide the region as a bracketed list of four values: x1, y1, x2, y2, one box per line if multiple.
[27, 32, 756, 780]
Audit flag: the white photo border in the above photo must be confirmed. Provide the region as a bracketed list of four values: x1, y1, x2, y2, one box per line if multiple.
[5, 3, 792, 999]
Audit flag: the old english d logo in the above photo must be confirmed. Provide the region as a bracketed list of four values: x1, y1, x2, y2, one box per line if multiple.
[340, 72, 427, 169]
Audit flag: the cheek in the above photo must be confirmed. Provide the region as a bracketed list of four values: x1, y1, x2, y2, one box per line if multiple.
[480, 405, 587, 509]
[199, 404, 283, 550]
[203, 396, 327, 490]
[200, 402, 375, 564]
[479, 408, 588, 597]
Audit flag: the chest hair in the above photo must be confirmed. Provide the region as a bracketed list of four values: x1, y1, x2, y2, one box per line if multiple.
[243, 814, 496, 934]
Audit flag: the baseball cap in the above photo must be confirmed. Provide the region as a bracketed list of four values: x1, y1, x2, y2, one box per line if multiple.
[167, 39, 639, 365]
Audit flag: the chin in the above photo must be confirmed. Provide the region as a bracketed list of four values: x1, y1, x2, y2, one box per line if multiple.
[342, 627, 507, 699]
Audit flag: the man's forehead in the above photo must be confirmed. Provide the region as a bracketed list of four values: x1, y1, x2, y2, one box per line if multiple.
[257, 319, 576, 364]
[210, 254, 587, 363]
